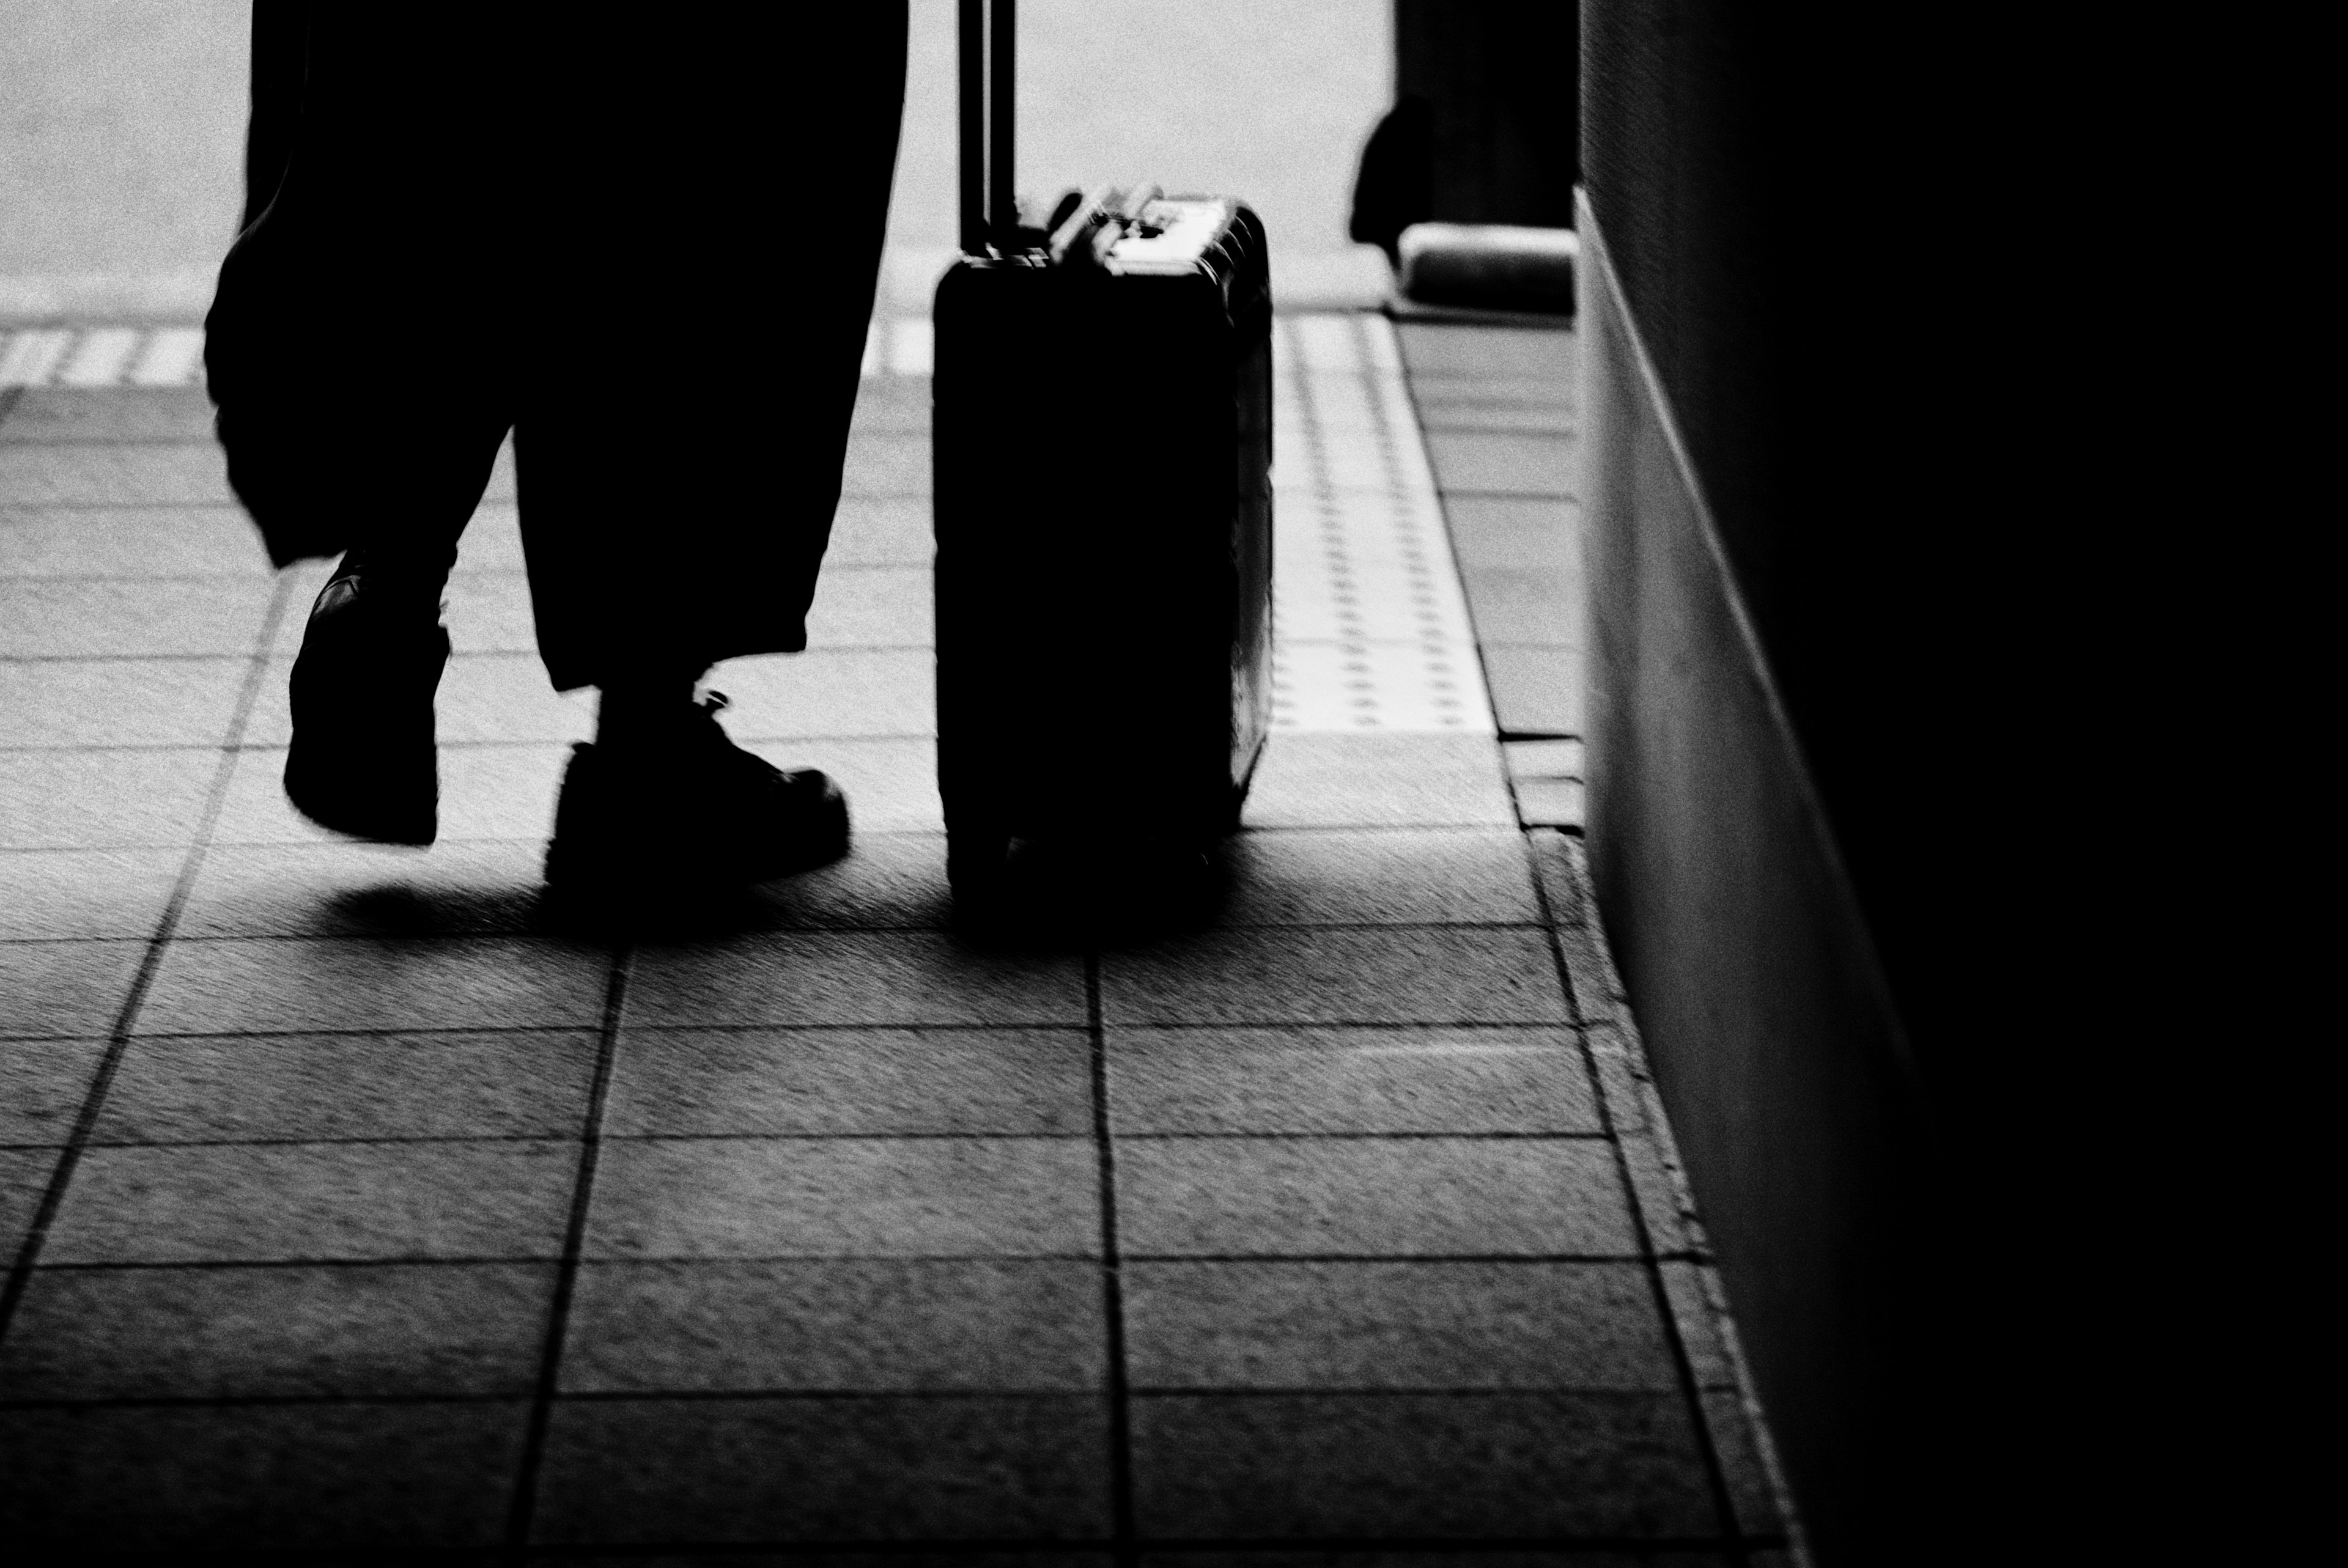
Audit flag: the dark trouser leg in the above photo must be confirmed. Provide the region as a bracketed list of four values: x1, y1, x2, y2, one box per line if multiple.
[527, 9, 901, 893]
[208, 7, 524, 844]
[215, 396, 508, 595]
[513, 5, 908, 692]
[208, 7, 524, 574]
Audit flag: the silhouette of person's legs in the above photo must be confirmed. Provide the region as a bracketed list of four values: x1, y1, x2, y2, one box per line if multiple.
[511, 7, 906, 689]
[209, 4, 908, 884]
[210, 6, 525, 844]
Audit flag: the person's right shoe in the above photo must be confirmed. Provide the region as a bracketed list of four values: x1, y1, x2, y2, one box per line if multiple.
[543, 693, 850, 897]
[282, 561, 450, 847]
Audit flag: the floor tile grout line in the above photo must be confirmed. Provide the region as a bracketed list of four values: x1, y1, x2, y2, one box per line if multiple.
[4, 1022, 603, 1040]
[0, 563, 928, 580]
[507, 1535, 1773, 1561]
[0, 650, 345, 663]
[0, 568, 275, 589]
[4, 921, 1584, 943]
[537, 1534, 1768, 1559]
[1120, 1250, 1692, 1264]
[1085, 951, 1140, 1558]
[2, 438, 238, 450]
[7, 738, 943, 761]
[86, 915, 1571, 941]
[0, 1018, 1592, 1040]
[500, 948, 633, 1549]
[0, 499, 460, 515]
[1, 917, 1583, 943]
[19, 1130, 1623, 1151]
[27, 1249, 1685, 1272]
[0, 733, 951, 753]
[1517, 826, 1749, 1564]
[0, 569, 295, 1345]
[1433, 486, 1578, 502]
[503, 945, 630, 1554]
[4, 438, 319, 451]
[0, 1385, 1748, 1412]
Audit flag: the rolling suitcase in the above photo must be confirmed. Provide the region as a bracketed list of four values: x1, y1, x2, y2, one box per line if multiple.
[933, 0, 1274, 899]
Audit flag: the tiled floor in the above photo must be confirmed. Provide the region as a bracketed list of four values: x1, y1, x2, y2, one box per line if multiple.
[0, 318, 1793, 1563]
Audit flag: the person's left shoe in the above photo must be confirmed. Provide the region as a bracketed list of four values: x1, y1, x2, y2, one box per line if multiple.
[282, 562, 449, 847]
[543, 693, 850, 896]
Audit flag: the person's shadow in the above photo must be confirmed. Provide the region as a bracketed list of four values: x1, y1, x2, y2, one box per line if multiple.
[321, 881, 544, 938]
[497, 838, 1231, 951]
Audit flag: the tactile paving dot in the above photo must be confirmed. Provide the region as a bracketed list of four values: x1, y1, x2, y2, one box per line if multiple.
[1268, 313, 1493, 733]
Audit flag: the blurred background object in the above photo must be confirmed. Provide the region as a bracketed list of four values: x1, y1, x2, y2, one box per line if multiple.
[885, 0, 1394, 309]
[0, 0, 1399, 323]
[0, 0, 250, 319]
[1350, 0, 1581, 266]
[1396, 221, 1576, 315]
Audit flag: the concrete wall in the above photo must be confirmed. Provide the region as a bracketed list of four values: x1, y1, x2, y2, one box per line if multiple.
[1578, 204, 1941, 1562]
[1576, 0, 1998, 1557]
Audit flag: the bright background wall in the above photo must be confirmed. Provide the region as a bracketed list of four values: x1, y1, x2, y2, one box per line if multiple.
[0, 0, 1392, 320]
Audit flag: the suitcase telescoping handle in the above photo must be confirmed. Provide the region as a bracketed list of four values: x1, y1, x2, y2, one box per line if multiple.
[959, 0, 1016, 255]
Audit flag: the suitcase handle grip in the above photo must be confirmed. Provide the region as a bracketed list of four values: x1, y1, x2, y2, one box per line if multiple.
[1045, 182, 1168, 270]
[959, 0, 1016, 255]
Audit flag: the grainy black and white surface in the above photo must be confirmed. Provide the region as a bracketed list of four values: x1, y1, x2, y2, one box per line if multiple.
[0, 1, 1796, 1559]
[0, 312, 1790, 1565]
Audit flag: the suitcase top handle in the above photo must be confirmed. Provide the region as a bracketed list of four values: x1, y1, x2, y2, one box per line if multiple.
[958, 3, 1165, 267]
[958, 2, 1231, 275]
[959, 0, 1016, 256]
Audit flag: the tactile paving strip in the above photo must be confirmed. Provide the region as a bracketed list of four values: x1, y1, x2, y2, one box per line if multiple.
[0, 326, 206, 388]
[1269, 313, 1491, 733]
[6, 316, 1492, 735]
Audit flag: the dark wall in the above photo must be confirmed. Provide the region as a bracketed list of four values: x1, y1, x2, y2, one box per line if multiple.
[1580, 218, 1942, 1562]
[1577, 1, 2026, 1560]
[1396, 0, 1579, 227]
[1579, 1, 1993, 1087]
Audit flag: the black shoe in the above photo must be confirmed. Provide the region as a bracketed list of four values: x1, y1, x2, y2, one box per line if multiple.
[282, 564, 449, 847]
[544, 693, 850, 895]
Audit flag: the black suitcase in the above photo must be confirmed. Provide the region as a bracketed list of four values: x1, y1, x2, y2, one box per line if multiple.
[932, 0, 1274, 899]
